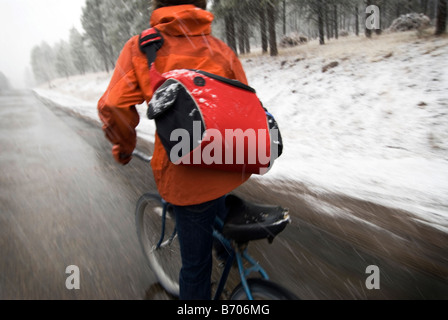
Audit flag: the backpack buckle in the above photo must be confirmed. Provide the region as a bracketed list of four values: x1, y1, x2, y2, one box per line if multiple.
[139, 28, 164, 53]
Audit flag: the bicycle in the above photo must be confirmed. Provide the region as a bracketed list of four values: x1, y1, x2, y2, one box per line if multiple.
[133, 150, 298, 300]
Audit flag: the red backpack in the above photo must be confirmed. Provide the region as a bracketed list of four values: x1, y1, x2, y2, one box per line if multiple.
[139, 28, 283, 175]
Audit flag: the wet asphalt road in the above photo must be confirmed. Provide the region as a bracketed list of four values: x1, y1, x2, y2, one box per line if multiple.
[0, 90, 447, 300]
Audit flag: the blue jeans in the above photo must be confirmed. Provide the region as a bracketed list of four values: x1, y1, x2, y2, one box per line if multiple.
[173, 196, 227, 300]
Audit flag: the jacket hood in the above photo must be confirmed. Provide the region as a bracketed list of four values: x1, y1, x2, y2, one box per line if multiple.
[150, 5, 214, 36]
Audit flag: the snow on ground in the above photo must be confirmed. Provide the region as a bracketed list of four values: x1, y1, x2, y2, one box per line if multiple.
[33, 31, 448, 229]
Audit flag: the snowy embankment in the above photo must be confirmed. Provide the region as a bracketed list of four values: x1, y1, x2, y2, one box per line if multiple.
[34, 31, 448, 230]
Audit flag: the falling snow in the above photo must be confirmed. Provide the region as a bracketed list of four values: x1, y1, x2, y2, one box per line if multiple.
[33, 33, 448, 230]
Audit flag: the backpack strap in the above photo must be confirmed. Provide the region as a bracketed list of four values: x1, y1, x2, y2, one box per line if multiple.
[139, 28, 164, 66]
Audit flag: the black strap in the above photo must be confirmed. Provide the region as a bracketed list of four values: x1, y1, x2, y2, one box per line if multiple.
[139, 28, 164, 66]
[194, 70, 257, 93]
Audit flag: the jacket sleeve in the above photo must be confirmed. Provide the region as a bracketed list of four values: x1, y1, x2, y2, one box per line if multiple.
[98, 37, 145, 165]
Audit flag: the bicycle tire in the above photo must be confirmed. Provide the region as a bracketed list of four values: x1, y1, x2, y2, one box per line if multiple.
[135, 193, 181, 297]
[230, 279, 300, 300]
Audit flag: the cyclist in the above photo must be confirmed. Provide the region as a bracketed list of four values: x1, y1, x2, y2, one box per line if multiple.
[98, 0, 252, 300]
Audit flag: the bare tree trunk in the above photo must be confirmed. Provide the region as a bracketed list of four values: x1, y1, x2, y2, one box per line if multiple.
[365, 0, 372, 38]
[395, 2, 401, 18]
[259, 5, 268, 54]
[283, 0, 287, 35]
[355, 5, 360, 36]
[225, 15, 237, 54]
[318, 0, 325, 44]
[238, 19, 245, 55]
[267, 1, 278, 56]
[334, 4, 339, 39]
[325, 4, 331, 40]
[430, 0, 439, 20]
[375, 1, 382, 35]
[244, 22, 251, 54]
[421, 0, 429, 14]
[435, 0, 447, 35]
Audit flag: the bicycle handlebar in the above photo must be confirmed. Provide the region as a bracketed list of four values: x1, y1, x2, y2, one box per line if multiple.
[132, 150, 153, 163]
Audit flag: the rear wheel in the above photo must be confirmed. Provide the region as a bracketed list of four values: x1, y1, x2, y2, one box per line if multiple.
[230, 279, 299, 300]
[135, 193, 181, 297]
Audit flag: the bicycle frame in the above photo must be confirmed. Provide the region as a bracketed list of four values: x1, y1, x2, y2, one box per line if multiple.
[157, 199, 270, 300]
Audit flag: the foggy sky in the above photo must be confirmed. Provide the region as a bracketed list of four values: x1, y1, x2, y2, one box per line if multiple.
[0, 0, 85, 88]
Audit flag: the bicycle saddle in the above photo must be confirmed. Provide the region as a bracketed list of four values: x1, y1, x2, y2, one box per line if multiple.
[222, 195, 290, 244]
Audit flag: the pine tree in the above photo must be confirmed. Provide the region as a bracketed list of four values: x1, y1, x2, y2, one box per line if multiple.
[70, 28, 89, 75]
[130, 0, 152, 32]
[55, 41, 74, 79]
[213, 0, 238, 53]
[30, 42, 56, 85]
[81, 0, 115, 72]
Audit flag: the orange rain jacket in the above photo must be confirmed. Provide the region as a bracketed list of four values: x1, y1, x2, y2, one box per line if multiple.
[98, 5, 251, 206]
